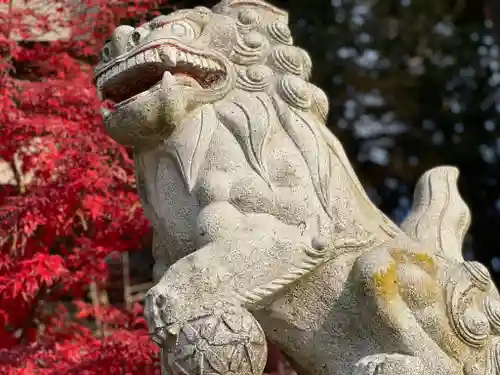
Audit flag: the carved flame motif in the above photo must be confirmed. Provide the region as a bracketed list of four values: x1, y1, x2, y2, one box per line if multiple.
[446, 261, 493, 348]
[486, 298, 500, 333]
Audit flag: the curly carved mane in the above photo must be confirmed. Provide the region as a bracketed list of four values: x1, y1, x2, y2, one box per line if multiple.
[162, 0, 400, 243]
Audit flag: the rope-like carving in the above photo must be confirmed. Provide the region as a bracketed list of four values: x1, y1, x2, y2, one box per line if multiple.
[237, 234, 375, 307]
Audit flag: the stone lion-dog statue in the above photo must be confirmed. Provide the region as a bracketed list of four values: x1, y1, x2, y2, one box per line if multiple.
[93, 1, 500, 374]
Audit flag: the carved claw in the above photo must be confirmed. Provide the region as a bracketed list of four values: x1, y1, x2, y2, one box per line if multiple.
[144, 286, 180, 347]
[151, 327, 168, 346]
[352, 354, 387, 375]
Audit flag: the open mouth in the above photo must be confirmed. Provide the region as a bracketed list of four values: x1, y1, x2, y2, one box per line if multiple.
[94, 44, 227, 108]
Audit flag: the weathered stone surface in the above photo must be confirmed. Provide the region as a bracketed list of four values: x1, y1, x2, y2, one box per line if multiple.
[94, 1, 500, 374]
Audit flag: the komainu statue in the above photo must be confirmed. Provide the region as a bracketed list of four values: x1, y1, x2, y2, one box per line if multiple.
[93, 0, 500, 374]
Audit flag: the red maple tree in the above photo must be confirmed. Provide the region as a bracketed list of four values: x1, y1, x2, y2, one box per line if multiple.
[0, 0, 161, 373]
[0, 0, 291, 373]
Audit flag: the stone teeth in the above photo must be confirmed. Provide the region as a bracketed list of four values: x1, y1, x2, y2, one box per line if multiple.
[177, 51, 187, 64]
[208, 59, 219, 71]
[214, 61, 223, 71]
[162, 47, 177, 67]
[154, 48, 161, 62]
[144, 49, 161, 63]
[193, 55, 203, 68]
[96, 46, 224, 89]
[136, 52, 145, 64]
[200, 57, 210, 70]
[127, 57, 135, 69]
[196, 56, 205, 69]
[145, 49, 156, 62]
[186, 54, 196, 66]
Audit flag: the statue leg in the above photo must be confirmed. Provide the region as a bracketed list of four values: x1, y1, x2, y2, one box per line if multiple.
[144, 201, 328, 374]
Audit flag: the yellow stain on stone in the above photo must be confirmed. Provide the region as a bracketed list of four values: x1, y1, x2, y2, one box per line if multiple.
[390, 249, 436, 276]
[411, 252, 436, 275]
[372, 261, 398, 298]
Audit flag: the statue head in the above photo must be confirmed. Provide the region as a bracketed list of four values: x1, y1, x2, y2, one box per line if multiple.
[93, 0, 328, 146]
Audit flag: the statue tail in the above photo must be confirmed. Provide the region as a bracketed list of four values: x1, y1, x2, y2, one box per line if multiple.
[400, 166, 471, 262]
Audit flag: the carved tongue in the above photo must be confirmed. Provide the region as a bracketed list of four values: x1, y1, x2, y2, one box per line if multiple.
[162, 70, 202, 89]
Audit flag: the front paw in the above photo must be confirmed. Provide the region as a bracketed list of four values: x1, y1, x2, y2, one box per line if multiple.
[144, 284, 183, 346]
[144, 283, 234, 346]
[353, 353, 426, 375]
[145, 291, 268, 375]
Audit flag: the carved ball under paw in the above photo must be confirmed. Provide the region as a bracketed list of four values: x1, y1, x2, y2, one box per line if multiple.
[164, 304, 267, 375]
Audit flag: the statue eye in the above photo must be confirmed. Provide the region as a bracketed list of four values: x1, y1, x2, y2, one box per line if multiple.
[100, 44, 113, 63]
[131, 31, 141, 45]
[126, 28, 150, 50]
